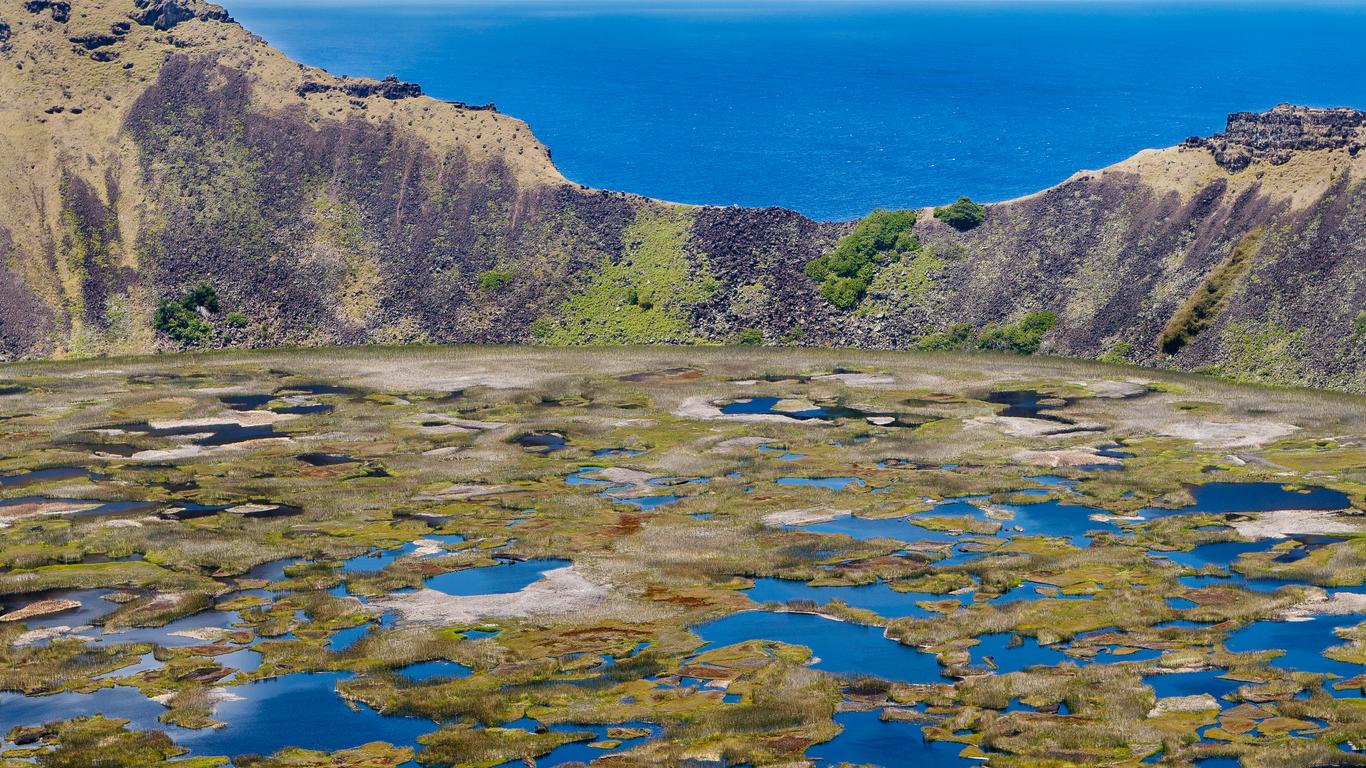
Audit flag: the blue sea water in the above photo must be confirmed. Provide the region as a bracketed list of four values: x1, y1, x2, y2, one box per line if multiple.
[229, 1, 1366, 220]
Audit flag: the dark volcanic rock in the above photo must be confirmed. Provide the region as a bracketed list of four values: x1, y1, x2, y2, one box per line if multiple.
[131, 0, 233, 30]
[70, 32, 119, 49]
[24, 1, 70, 23]
[343, 75, 422, 100]
[0, 228, 55, 360]
[1185, 103, 1366, 170]
[297, 76, 423, 101]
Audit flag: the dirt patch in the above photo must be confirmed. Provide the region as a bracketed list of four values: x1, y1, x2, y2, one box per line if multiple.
[1148, 694, 1219, 717]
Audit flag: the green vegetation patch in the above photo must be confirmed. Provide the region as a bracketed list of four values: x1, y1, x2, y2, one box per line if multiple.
[916, 310, 1058, 355]
[1158, 228, 1263, 355]
[534, 206, 715, 343]
[933, 196, 987, 231]
[476, 269, 516, 292]
[153, 282, 220, 346]
[806, 209, 918, 309]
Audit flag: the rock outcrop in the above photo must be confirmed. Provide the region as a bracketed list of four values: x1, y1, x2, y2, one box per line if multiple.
[1185, 103, 1366, 170]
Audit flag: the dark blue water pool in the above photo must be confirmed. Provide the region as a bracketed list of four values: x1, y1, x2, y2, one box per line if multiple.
[694, 611, 939, 681]
[424, 559, 570, 597]
[746, 577, 966, 620]
[1224, 612, 1364, 679]
[805, 709, 967, 766]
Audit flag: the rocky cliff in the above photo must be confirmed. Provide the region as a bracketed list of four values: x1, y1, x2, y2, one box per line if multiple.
[0, 0, 1363, 392]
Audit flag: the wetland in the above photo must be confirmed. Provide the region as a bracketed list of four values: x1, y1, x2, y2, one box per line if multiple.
[0, 347, 1363, 768]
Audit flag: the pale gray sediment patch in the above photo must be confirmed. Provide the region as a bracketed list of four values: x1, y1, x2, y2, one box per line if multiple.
[712, 436, 778, 452]
[967, 416, 1106, 438]
[811, 373, 898, 387]
[1229, 509, 1361, 540]
[0, 599, 80, 623]
[1280, 590, 1366, 621]
[1148, 694, 1220, 717]
[1012, 448, 1122, 468]
[1156, 420, 1299, 449]
[762, 508, 852, 526]
[372, 566, 610, 625]
[1077, 380, 1151, 399]
[413, 483, 519, 501]
[147, 410, 297, 430]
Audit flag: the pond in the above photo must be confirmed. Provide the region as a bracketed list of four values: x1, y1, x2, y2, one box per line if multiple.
[777, 476, 865, 491]
[804, 709, 967, 767]
[514, 432, 568, 453]
[398, 659, 472, 682]
[746, 577, 968, 620]
[997, 498, 1106, 547]
[0, 496, 161, 520]
[175, 672, 438, 757]
[694, 610, 940, 681]
[983, 390, 1073, 422]
[1224, 611, 1364, 679]
[0, 467, 104, 488]
[969, 633, 1070, 674]
[1173, 482, 1350, 515]
[119, 420, 282, 447]
[1144, 668, 1244, 700]
[424, 558, 571, 597]
[720, 397, 922, 426]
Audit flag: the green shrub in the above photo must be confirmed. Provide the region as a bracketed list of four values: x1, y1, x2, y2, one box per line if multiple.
[153, 282, 224, 345]
[1355, 311, 1366, 336]
[933, 197, 987, 231]
[806, 209, 918, 309]
[1098, 340, 1132, 365]
[182, 282, 219, 312]
[153, 301, 212, 345]
[224, 312, 247, 328]
[977, 310, 1057, 354]
[913, 311, 1057, 355]
[915, 322, 977, 351]
[477, 269, 516, 292]
[736, 328, 764, 346]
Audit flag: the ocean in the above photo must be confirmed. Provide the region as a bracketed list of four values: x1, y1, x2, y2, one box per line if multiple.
[230, 1, 1366, 220]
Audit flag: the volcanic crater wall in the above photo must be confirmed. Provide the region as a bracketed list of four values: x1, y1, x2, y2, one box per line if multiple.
[0, 0, 1363, 392]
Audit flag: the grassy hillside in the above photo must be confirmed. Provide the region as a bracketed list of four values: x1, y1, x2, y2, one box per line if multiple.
[0, 0, 1363, 392]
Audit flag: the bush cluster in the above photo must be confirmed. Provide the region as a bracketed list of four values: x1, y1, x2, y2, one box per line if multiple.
[933, 196, 987, 231]
[153, 282, 221, 345]
[916, 310, 1057, 354]
[805, 209, 918, 309]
